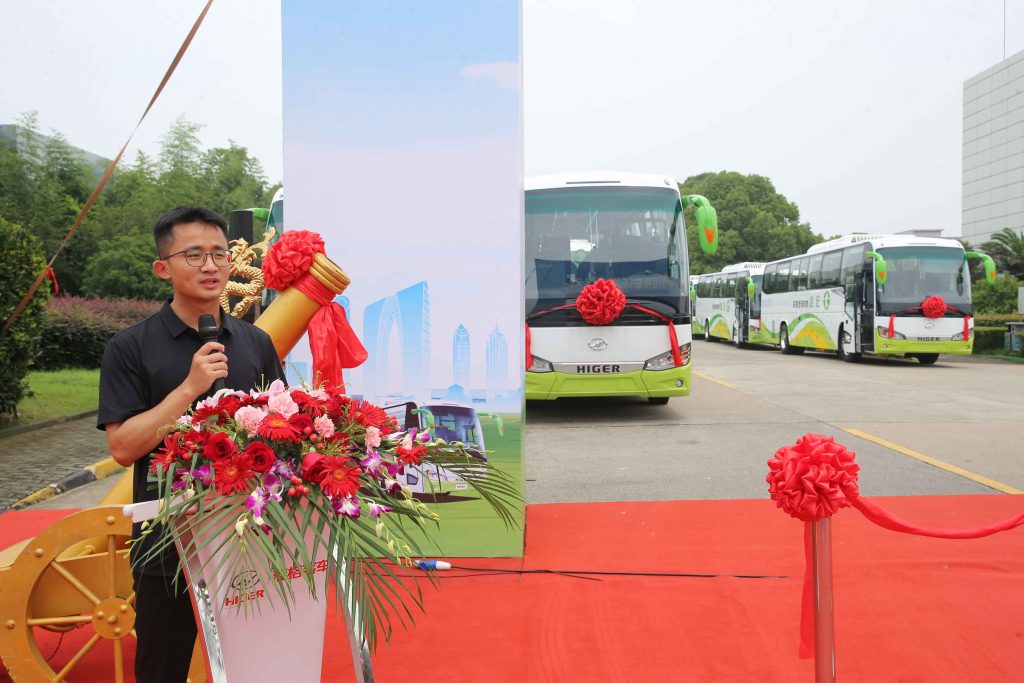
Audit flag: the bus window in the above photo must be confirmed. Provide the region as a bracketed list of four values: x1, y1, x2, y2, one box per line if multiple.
[763, 263, 778, 294]
[776, 261, 791, 293]
[725, 274, 737, 296]
[840, 246, 866, 287]
[807, 254, 823, 289]
[791, 257, 808, 291]
[820, 251, 842, 287]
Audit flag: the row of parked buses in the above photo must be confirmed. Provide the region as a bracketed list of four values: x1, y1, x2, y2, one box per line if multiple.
[692, 234, 997, 364]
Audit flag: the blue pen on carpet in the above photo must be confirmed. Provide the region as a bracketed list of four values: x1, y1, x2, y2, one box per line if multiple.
[414, 560, 452, 571]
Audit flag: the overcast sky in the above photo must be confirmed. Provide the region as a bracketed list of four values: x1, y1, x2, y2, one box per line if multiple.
[2, 1, 1022, 236]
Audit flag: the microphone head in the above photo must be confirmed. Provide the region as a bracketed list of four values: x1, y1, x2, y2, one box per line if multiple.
[197, 314, 219, 342]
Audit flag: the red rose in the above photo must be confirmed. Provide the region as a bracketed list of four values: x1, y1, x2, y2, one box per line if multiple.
[217, 395, 243, 417]
[245, 441, 277, 473]
[288, 412, 314, 437]
[203, 432, 239, 461]
[262, 230, 325, 291]
[182, 430, 209, 450]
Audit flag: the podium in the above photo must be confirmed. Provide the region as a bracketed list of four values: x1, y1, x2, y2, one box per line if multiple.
[124, 499, 374, 682]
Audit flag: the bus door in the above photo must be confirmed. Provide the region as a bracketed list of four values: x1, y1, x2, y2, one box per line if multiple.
[735, 274, 749, 342]
[855, 267, 875, 352]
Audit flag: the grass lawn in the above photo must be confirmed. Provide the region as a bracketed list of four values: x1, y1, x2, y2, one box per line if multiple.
[2, 368, 100, 429]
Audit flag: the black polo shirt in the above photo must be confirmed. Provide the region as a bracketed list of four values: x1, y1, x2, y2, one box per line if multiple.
[97, 300, 286, 576]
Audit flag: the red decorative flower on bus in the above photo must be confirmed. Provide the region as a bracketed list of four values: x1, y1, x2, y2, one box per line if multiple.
[576, 279, 626, 325]
[262, 230, 325, 291]
[921, 295, 947, 319]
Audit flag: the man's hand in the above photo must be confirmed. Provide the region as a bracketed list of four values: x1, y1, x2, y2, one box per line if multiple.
[183, 342, 228, 398]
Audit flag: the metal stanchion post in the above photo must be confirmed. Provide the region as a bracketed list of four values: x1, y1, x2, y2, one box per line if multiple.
[811, 519, 836, 683]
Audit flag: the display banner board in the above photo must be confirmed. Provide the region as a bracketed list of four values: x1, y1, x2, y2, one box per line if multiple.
[282, 2, 524, 556]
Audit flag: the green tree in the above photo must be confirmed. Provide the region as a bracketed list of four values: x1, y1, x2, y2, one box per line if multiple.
[82, 233, 171, 301]
[982, 228, 1024, 280]
[679, 171, 822, 274]
[0, 216, 49, 416]
[972, 273, 1022, 314]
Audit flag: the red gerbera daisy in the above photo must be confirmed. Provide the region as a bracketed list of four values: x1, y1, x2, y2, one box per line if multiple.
[347, 400, 390, 430]
[315, 456, 362, 499]
[396, 444, 427, 466]
[191, 404, 222, 425]
[258, 412, 302, 442]
[213, 453, 255, 496]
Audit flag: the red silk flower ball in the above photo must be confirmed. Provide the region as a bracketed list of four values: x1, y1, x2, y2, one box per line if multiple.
[766, 434, 860, 522]
[576, 279, 626, 325]
[921, 295, 947, 319]
[262, 230, 326, 291]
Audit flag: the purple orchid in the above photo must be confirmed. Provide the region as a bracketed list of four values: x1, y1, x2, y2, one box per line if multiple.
[360, 450, 382, 477]
[367, 501, 392, 518]
[331, 496, 361, 519]
[245, 487, 268, 519]
[194, 464, 214, 486]
[262, 472, 284, 502]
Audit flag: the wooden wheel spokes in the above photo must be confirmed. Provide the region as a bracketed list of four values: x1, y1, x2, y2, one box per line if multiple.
[25, 615, 92, 628]
[113, 637, 125, 683]
[53, 632, 102, 682]
[107, 534, 118, 597]
[48, 560, 102, 606]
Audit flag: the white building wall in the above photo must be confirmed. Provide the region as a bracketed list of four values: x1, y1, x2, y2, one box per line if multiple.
[963, 50, 1024, 246]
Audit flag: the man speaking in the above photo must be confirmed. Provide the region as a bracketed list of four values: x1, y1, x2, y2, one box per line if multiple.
[97, 206, 285, 683]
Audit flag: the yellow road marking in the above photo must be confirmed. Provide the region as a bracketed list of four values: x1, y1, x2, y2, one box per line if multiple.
[841, 427, 1023, 495]
[693, 371, 735, 389]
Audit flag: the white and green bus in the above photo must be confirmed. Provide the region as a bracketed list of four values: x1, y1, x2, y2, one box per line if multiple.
[759, 234, 996, 364]
[693, 262, 767, 345]
[525, 172, 718, 404]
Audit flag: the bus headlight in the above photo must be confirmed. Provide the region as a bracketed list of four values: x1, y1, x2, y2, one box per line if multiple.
[644, 343, 691, 371]
[877, 326, 906, 340]
[528, 355, 553, 372]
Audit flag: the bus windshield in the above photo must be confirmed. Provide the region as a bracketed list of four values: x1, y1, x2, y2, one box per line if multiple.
[526, 187, 688, 318]
[876, 246, 972, 313]
[420, 404, 483, 453]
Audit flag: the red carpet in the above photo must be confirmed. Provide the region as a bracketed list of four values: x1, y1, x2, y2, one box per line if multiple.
[2, 497, 1022, 682]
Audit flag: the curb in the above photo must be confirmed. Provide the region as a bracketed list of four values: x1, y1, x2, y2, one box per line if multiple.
[6, 457, 125, 511]
[0, 409, 99, 440]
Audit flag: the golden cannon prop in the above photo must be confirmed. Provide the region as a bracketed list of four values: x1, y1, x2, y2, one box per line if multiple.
[0, 233, 352, 682]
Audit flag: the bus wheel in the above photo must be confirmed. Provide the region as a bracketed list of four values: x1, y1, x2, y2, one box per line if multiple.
[704, 322, 713, 342]
[836, 326, 860, 363]
[647, 397, 669, 405]
[780, 324, 803, 355]
[733, 325, 744, 348]
[914, 353, 939, 365]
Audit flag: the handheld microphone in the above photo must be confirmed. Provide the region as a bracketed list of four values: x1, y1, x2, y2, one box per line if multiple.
[197, 314, 226, 393]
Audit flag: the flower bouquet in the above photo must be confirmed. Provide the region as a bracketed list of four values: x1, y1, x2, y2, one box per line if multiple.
[137, 379, 520, 648]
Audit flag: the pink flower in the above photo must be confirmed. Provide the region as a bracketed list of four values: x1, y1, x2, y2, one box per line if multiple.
[360, 450, 382, 476]
[364, 426, 382, 449]
[267, 391, 299, 419]
[267, 379, 287, 395]
[314, 415, 335, 438]
[234, 405, 268, 436]
[367, 501, 392, 518]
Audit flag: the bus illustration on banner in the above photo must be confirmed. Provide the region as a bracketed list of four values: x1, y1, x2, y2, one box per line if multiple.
[382, 401, 503, 500]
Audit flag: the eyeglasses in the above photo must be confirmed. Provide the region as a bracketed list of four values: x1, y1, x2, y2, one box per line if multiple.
[161, 248, 231, 268]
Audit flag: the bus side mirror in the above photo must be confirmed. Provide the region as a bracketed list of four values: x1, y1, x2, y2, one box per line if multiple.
[483, 413, 505, 437]
[965, 251, 997, 284]
[866, 251, 887, 285]
[683, 194, 718, 255]
[411, 408, 436, 429]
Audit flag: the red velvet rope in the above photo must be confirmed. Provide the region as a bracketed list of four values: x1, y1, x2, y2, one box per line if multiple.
[292, 273, 368, 392]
